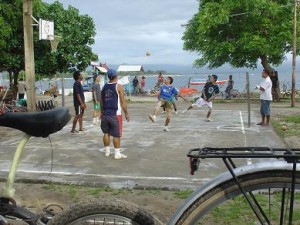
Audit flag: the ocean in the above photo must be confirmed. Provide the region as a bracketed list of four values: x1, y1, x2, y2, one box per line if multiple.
[1, 71, 299, 95]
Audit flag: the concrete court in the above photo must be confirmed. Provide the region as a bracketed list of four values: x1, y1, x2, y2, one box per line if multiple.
[0, 97, 286, 190]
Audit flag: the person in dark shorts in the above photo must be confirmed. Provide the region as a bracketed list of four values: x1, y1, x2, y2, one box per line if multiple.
[100, 69, 129, 159]
[71, 71, 86, 133]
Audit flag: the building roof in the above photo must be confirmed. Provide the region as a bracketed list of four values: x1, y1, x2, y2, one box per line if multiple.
[96, 66, 108, 73]
[117, 65, 144, 72]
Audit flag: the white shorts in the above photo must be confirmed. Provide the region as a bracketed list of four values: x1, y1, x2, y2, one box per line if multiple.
[192, 97, 212, 109]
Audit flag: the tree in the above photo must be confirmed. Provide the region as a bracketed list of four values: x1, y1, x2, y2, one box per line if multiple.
[35, 1, 98, 74]
[0, 0, 98, 91]
[182, 0, 296, 71]
[0, 0, 25, 95]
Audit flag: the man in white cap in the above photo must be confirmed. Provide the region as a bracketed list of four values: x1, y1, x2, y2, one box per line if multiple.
[100, 69, 130, 159]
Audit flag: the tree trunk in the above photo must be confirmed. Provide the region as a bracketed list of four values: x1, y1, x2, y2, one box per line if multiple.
[260, 55, 273, 72]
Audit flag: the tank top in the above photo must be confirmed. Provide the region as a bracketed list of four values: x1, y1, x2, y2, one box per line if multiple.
[102, 82, 121, 116]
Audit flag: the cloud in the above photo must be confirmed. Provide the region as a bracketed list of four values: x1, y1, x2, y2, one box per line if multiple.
[43, 0, 199, 66]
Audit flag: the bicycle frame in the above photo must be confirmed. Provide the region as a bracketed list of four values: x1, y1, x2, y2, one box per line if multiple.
[168, 147, 300, 225]
[2, 134, 31, 198]
[0, 107, 71, 225]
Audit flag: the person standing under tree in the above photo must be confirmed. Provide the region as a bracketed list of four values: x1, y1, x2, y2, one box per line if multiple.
[92, 74, 101, 125]
[270, 70, 280, 102]
[182, 75, 220, 122]
[17, 78, 27, 100]
[100, 69, 130, 160]
[225, 75, 234, 99]
[71, 71, 86, 133]
[256, 70, 272, 127]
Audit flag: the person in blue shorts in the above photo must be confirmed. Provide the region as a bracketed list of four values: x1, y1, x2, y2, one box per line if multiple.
[256, 70, 272, 127]
[149, 76, 184, 131]
[100, 69, 130, 159]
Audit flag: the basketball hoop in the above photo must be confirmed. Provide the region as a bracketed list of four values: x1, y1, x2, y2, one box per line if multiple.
[48, 35, 61, 53]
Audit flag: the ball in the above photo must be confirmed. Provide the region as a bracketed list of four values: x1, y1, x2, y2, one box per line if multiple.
[281, 125, 287, 131]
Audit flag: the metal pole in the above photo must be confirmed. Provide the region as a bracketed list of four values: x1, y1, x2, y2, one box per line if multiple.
[23, 0, 36, 111]
[246, 72, 251, 127]
[291, 0, 298, 107]
[61, 73, 65, 107]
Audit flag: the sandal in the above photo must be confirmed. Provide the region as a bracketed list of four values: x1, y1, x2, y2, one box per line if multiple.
[71, 130, 79, 133]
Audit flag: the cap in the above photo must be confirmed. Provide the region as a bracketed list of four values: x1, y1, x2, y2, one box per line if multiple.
[107, 69, 117, 79]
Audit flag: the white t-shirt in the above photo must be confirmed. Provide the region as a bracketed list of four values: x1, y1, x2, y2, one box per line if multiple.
[259, 76, 272, 101]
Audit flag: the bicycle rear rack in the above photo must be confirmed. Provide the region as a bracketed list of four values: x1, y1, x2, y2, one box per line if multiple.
[187, 147, 300, 225]
[188, 147, 300, 161]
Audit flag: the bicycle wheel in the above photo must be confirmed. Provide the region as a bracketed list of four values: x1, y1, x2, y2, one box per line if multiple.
[48, 198, 163, 225]
[171, 169, 300, 225]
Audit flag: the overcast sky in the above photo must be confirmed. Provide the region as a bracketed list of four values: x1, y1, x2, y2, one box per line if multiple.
[43, 0, 199, 66]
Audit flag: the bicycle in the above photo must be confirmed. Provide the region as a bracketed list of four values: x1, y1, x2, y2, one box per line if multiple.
[0, 107, 162, 225]
[36, 93, 58, 111]
[0, 90, 27, 114]
[167, 147, 300, 225]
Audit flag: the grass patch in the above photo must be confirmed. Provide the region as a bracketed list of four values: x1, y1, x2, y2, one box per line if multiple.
[272, 114, 300, 137]
[173, 189, 194, 199]
[199, 193, 300, 225]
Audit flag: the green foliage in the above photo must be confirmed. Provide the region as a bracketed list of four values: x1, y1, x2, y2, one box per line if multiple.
[0, 0, 98, 82]
[183, 0, 296, 70]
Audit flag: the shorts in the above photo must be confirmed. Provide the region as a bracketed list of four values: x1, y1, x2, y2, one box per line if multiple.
[94, 102, 100, 110]
[101, 114, 123, 137]
[192, 97, 212, 109]
[74, 105, 84, 115]
[260, 99, 271, 116]
[159, 99, 172, 109]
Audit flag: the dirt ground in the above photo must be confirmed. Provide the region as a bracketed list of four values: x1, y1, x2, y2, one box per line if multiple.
[1, 100, 300, 224]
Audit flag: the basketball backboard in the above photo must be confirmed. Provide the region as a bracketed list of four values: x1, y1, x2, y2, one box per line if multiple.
[39, 18, 54, 40]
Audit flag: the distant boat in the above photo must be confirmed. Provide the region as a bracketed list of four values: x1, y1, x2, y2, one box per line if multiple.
[189, 80, 227, 86]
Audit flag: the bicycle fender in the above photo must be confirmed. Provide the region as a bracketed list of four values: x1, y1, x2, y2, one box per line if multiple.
[167, 161, 298, 225]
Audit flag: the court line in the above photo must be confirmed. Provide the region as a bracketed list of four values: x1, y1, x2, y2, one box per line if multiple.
[0, 169, 210, 183]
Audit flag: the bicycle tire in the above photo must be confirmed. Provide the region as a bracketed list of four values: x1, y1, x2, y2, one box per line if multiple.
[172, 169, 300, 225]
[48, 198, 163, 225]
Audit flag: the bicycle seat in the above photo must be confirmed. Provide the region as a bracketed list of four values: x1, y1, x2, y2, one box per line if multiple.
[0, 107, 71, 137]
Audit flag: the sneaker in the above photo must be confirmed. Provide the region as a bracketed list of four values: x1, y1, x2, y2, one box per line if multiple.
[182, 110, 188, 114]
[105, 149, 111, 157]
[149, 114, 156, 123]
[175, 111, 178, 115]
[114, 153, 127, 160]
[163, 127, 170, 132]
[206, 118, 212, 122]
